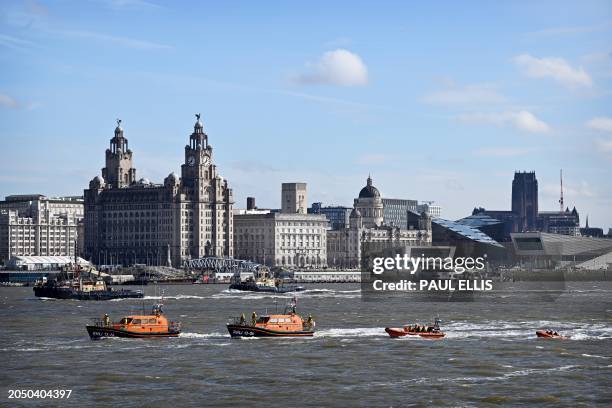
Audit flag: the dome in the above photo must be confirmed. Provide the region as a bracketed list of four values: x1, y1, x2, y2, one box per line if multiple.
[358, 175, 380, 198]
[164, 172, 180, 187]
[90, 175, 105, 189]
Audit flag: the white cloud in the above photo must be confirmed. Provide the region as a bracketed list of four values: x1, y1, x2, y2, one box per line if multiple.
[0, 93, 19, 109]
[423, 82, 506, 105]
[294, 49, 368, 86]
[595, 138, 612, 156]
[457, 111, 551, 133]
[514, 54, 593, 88]
[586, 117, 612, 132]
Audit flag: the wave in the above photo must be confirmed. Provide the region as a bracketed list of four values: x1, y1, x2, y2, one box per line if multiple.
[315, 327, 385, 338]
[179, 332, 228, 339]
[357, 365, 581, 390]
[438, 320, 612, 341]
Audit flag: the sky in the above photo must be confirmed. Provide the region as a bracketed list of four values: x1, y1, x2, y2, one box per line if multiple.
[1, 0, 611, 229]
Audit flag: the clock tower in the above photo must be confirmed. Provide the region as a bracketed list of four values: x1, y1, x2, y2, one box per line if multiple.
[102, 119, 136, 188]
[180, 114, 234, 259]
[181, 113, 214, 189]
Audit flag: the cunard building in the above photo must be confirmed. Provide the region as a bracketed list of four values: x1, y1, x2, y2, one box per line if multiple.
[84, 115, 233, 267]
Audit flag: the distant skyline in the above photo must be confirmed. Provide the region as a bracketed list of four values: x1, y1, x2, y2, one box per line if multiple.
[1, 1, 611, 228]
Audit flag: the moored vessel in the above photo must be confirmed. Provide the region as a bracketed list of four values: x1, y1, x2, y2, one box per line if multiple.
[33, 263, 143, 300]
[227, 297, 315, 337]
[385, 318, 445, 339]
[229, 267, 304, 293]
[86, 303, 181, 339]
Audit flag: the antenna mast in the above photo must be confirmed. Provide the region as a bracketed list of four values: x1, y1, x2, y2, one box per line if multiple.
[559, 169, 564, 212]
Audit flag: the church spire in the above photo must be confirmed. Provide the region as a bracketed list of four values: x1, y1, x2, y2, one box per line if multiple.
[586, 215, 589, 228]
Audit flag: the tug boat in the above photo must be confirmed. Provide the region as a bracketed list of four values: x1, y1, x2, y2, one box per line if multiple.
[86, 303, 181, 339]
[536, 330, 568, 339]
[34, 263, 143, 300]
[385, 318, 445, 339]
[229, 267, 304, 293]
[227, 297, 315, 337]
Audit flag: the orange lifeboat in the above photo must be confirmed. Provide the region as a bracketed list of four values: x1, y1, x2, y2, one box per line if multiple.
[536, 330, 568, 339]
[86, 303, 181, 339]
[385, 318, 445, 339]
[227, 297, 315, 337]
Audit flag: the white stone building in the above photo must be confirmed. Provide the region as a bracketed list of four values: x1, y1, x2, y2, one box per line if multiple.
[0, 195, 83, 264]
[234, 212, 328, 268]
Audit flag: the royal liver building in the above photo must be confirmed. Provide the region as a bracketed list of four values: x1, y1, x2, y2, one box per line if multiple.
[84, 115, 234, 267]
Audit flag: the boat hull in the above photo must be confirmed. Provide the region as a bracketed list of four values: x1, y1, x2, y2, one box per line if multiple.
[34, 286, 144, 300]
[385, 327, 445, 339]
[86, 326, 180, 340]
[227, 324, 314, 338]
[228, 282, 305, 293]
[536, 330, 568, 339]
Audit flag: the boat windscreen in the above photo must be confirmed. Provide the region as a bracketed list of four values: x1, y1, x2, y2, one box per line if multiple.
[119, 317, 133, 324]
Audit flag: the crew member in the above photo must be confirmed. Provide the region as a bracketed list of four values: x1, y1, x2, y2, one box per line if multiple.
[103, 314, 110, 327]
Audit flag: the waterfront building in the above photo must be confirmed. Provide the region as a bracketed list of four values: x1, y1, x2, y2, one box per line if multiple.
[511, 232, 612, 269]
[0, 195, 83, 264]
[456, 213, 506, 243]
[327, 176, 432, 269]
[431, 218, 505, 261]
[233, 212, 328, 268]
[309, 203, 352, 230]
[84, 116, 234, 267]
[281, 183, 307, 214]
[6, 255, 89, 271]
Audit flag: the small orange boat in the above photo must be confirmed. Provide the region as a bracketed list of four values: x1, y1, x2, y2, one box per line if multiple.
[385, 318, 445, 339]
[227, 298, 315, 338]
[536, 330, 568, 340]
[86, 303, 181, 339]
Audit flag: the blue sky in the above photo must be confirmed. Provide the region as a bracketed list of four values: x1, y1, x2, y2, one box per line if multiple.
[1, 0, 611, 229]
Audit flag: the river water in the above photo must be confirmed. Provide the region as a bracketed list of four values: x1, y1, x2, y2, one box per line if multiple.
[1, 283, 611, 407]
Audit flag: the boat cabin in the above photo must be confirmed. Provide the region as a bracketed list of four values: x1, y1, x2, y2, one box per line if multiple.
[253, 313, 310, 331]
[111, 314, 172, 334]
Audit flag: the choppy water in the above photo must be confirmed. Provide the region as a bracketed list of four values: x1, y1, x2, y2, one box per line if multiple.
[1, 283, 611, 406]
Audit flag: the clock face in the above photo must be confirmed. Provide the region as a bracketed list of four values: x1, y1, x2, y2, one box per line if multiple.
[187, 156, 196, 166]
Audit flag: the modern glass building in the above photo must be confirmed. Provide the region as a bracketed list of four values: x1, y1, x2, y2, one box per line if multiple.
[381, 198, 418, 229]
[309, 203, 352, 230]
